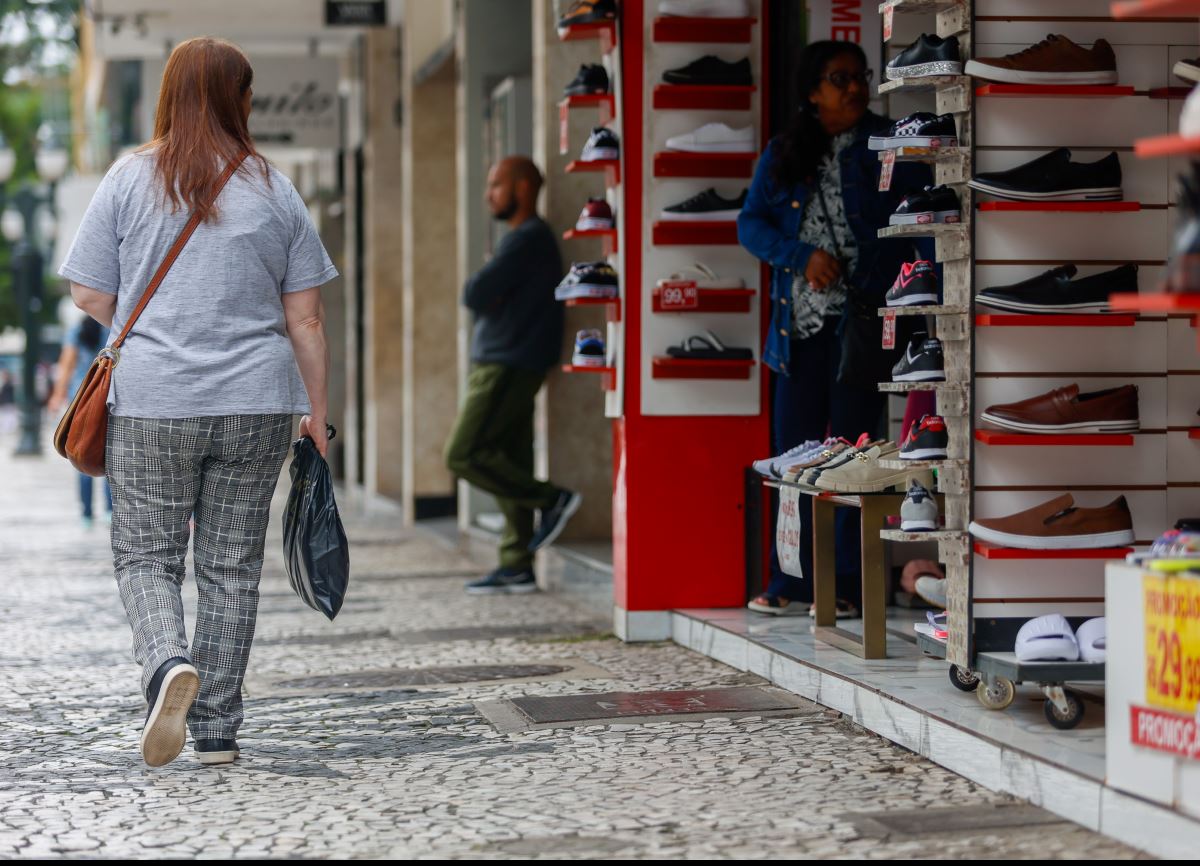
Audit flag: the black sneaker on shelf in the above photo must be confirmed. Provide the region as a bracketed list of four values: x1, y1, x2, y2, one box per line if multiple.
[564, 64, 609, 97]
[868, 112, 958, 151]
[975, 263, 1138, 313]
[557, 0, 617, 31]
[886, 260, 940, 306]
[885, 34, 963, 79]
[889, 186, 961, 226]
[528, 490, 584, 552]
[580, 127, 620, 162]
[900, 414, 950, 460]
[556, 261, 620, 300]
[660, 187, 747, 221]
[662, 55, 753, 86]
[465, 567, 539, 595]
[892, 334, 945, 383]
[1166, 165, 1200, 295]
[968, 148, 1123, 201]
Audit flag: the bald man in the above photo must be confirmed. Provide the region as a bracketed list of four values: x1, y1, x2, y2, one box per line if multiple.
[445, 156, 581, 594]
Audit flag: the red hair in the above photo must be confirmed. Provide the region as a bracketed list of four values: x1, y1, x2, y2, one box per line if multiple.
[139, 36, 269, 221]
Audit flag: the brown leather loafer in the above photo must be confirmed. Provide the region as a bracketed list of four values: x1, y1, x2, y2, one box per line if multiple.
[981, 383, 1138, 434]
[969, 493, 1135, 550]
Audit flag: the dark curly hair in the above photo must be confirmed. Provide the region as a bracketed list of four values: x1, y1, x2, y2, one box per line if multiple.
[771, 40, 869, 189]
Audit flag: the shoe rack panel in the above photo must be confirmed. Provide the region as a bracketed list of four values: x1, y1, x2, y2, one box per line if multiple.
[974, 542, 1134, 559]
[1166, 430, 1200, 481]
[652, 151, 756, 178]
[972, 559, 1107, 598]
[973, 210, 1173, 265]
[975, 375, 1169, 428]
[975, 314, 1139, 328]
[975, 87, 1170, 147]
[650, 286, 754, 313]
[972, 436, 1168, 487]
[650, 357, 754, 379]
[976, 321, 1169, 373]
[651, 16, 758, 44]
[1166, 375, 1200, 427]
[974, 490, 1168, 546]
[972, 150, 1169, 206]
[562, 227, 619, 254]
[974, 25, 1191, 56]
[651, 85, 756, 111]
[1168, 316, 1200, 370]
[650, 220, 739, 245]
[558, 20, 617, 53]
[975, 430, 1136, 446]
[975, 84, 1137, 98]
[972, 599, 1107, 621]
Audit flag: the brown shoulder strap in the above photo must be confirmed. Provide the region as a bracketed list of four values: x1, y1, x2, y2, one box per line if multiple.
[111, 154, 247, 350]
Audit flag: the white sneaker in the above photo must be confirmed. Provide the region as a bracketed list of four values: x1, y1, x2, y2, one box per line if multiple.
[655, 263, 745, 291]
[665, 122, 755, 154]
[914, 575, 947, 608]
[752, 439, 822, 479]
[659, 0, 750, 16]
[1182, 85, 1200, 138]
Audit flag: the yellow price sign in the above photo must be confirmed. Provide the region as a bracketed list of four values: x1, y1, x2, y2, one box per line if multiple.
[1144, 573, 1200, 715]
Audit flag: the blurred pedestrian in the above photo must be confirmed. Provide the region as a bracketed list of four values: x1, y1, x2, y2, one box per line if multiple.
[48, 316, 114, 527]
[58, 36, 337, 769]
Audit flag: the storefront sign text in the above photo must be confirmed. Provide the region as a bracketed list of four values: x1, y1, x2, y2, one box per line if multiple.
[1130, 704, 1200, 761]
[1143, 572, 1200, 715]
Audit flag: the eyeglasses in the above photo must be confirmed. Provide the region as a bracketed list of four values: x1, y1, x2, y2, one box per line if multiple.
[821, 69, 874, 90]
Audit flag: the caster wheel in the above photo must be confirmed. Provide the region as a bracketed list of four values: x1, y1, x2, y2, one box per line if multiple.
[1044, 690, 1085, 730]
[976, 676, 1016, 710]
[949, 664, 980, 692]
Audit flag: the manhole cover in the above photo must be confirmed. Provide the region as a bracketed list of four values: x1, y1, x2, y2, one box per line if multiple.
[394, 623, 605, 643]
[509, 686, 805, 724]
[275, 663, 571, 690]
[255, 628, 394, 647]
[844, 804, 1066, 838]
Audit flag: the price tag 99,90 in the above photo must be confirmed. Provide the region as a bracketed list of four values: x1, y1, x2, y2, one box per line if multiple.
[657, 280, 700, 311]
[1144, 573, 1200, 716]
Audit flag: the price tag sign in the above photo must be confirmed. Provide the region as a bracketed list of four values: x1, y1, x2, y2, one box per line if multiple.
[776, 487, 804, 577]
[1144, 573, 1200, 715]
[879, 148, 895, 192]
[559, 101, 570, 156]
[658, 280, 700, 311]
[883, 4, 894, 41]
[882, 309, 897, 350]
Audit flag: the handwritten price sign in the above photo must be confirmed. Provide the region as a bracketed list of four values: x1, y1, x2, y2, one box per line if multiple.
[776, 487, 804, 577]
[1144, 573, 1200, 715]
[658, 280, 700, 311]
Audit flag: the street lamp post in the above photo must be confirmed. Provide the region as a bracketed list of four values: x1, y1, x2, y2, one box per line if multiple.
[0, 125, 67, 457]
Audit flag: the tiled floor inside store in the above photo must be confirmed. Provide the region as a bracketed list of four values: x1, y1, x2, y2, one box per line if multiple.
[673, 607, 1107, 782]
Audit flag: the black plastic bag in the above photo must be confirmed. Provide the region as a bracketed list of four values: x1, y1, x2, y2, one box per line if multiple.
[283, 427, 350, 620]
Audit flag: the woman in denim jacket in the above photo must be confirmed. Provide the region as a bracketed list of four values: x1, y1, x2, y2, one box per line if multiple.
[738, 40, 934, 617]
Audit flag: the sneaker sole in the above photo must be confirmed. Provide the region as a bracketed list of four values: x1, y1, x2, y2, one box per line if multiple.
[968, 522, 1135, 550]
[580, 148, 620, 161]
[869, 135, 958, 151]
[746, 600, 809, 616]
[963, 61, 1117, 86]
[658, 209, 743, 221]
[141, 664, 200, 768]
[575, 217, 616, 231]
[556, 284, 619, 300]
[892, 370, 946, 382]
[973, 295, 1111, 313]
[900, 447, 949, 459]
[889, 210, 961, 225]
[664, 141, 755, 153]
[465, 583, 540, 595]
[887, 292, 940, 306]
[571, 353, 608, 368]
[530, 492, 584, 552]
[978, 412, 1139, 434]
[913, 584, 948, 608]
[886, 60, 963, 79]
[196, 749, 240, 766]
[966, 179, 1122, 201]
[901, 519, 938, 532]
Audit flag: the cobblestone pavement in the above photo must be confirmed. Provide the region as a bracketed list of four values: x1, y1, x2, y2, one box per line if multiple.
[0, 435, 1148, 859]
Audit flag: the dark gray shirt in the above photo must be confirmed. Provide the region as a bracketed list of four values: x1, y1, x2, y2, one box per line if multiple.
[464, 217, 563, 371]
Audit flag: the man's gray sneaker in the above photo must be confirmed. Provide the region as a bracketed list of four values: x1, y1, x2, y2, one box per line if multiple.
[528, 490, 583, 552]
[466, 568, 539, 594]
[901, 479, 939, 531]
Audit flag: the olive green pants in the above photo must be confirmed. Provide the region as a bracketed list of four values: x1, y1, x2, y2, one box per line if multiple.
[444, 363, 560, 571]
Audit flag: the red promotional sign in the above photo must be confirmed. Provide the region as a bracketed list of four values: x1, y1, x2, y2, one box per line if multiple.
[657, 280, 699, 310]
[559, 101, 569, 156]
[1130, 704, 1200, 761]
[882, 309, 897, 350]
[879, 148, 895, 192]
[882, 4, 894, 41]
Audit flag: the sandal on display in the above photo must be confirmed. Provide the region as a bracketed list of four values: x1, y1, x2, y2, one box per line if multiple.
[666, 330, 753, 361]
[747, 594, 810, 616]
[655, 263, 745, 290]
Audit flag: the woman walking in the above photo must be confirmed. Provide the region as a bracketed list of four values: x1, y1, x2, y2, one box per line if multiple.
[58, 37, 336, 767]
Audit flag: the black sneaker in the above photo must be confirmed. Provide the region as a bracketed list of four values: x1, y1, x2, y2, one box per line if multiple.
[580, 127, 620, 162]
[557, 0, 617, 31]
[886, 260, 940, 306]
[900, 414, 949, 460]
[141, 657, 200, 768]
[528, 490, 584, 552]
[564, 64, 609, 96]
[976, 263, 1138, 313]
[556, 261, 620, 300]
[886, 34, 963, 79]
[465, 567, 539, 594]
[1166, 165, 1200, 294]
[968, 148, 1122, 202]
[195, 739, 240, 766]
[889, 186, 961, 226]
[660, 187, 747, 221]
[662, 55, 753, 86]
[868, 113, 958, 151]
[892, 334, 945, 382]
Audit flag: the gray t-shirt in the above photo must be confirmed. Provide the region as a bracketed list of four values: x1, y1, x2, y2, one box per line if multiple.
[58, 151, 337, 418]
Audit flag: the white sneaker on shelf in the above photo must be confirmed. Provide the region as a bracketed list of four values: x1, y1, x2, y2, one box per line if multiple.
[659, 0, 751, 17]
[656, 262, 745, 291]
[665, 122, 755, 154]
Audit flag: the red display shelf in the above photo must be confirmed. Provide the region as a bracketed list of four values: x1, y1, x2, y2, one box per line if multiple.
[975, 313, 1137, 327]
[977, 201, 1141, 212]
[1110, 292, 1200, 312]
[1134, 133, 1200, 158]
[651, 356, 754, 379]
[563, 296, 621, 321]
[1189, 427, 1200, 440]
[562, 227, 619, 252]
[652, 84, 756, 111]
[1149, 86, 1193, 99]
[651, 286, 754, 313]
[652, 16, 757, 43]
[1112, 0, 1200, 18]
[975, 429, 1136, 446]
[974, 84, 1136, 97]
[653, 151, 756, 179]
[561, 363, 617, 391]
[565, 159, 621, 185]
[557, 20, 616, 52]
[973, 541, 1133, 560]
[652, 220, 739, 245]
[560, 93, 616, 122]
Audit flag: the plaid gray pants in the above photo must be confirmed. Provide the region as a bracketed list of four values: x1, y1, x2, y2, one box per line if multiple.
[107, 414, 292, 740]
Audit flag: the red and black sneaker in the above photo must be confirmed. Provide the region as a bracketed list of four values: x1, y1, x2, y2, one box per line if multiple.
[557, 0, 616, 33]
[900, 414, 949, 460]
[886, 260, 940, 307]
[576, 197, 615, 231]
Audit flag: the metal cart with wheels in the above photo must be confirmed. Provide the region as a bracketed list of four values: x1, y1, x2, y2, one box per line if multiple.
[972, 652, 1104, 730]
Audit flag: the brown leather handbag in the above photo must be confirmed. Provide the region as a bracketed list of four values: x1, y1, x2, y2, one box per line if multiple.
[54, 156, 245, 476]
